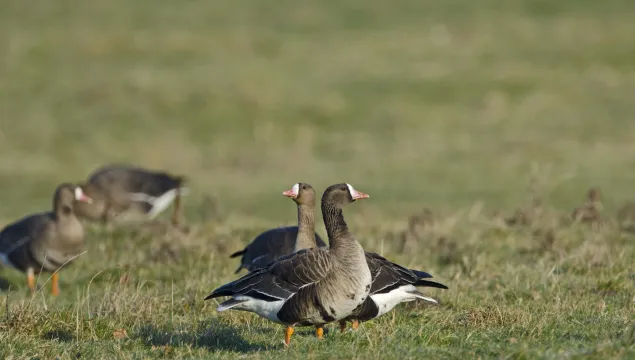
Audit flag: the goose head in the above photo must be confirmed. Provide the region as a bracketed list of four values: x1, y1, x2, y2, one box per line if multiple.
[53, 183, 93, 216]
[322, 183, 369, 208]
[282, 182, 316, 207]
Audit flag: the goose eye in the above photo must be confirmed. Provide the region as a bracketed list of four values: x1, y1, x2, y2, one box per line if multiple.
[302, 185, 307, 190]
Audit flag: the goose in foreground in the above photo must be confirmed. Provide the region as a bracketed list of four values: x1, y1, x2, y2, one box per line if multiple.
[281, 187, 448, 334]
[73, 164, 188, 225]
[0, 183, 93, 295]
[205, 183, 372, 346]
[229, 226, 326, 274]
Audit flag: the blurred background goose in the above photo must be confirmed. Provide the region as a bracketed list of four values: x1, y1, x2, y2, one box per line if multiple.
[74, 164, 188, 226]
[0, 183, 93, 296]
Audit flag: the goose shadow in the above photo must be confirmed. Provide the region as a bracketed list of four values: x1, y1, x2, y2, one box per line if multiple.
[134, 320, 269, 353]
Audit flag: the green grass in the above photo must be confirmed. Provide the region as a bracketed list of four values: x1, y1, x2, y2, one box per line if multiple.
[0, 0, 634, 358]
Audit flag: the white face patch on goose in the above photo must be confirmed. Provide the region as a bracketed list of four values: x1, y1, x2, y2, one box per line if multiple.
[74, 187, 93, 203]
[74, 187, 84, 201]
[292, 183, 299, 197]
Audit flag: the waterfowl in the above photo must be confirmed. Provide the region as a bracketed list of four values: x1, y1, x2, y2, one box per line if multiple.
[281, 184, 448, 334]
[0, 183, 93, 295]
[205, 183, 372, 346]
[280, 182, 330, 340]
[73, 164, 187, 225]
[229, 227, 326, 274]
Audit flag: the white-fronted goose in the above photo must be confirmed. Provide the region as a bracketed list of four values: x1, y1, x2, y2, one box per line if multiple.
[0, 183, 93, 295]
[229, 226, 326, 274]
[205, 183, 372, 346]
[281, 182, 329, 339]
[74, 164, 187, 225]
[282, 186, 448, 334]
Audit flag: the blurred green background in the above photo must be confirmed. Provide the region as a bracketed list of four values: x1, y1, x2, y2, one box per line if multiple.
[1, 0, 635, 224]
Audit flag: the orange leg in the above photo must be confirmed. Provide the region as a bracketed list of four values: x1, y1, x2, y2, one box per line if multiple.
[316, 326, 324, 340]
[339, 320, 347, 333]
[27, 268, 36, 294]
[351, 320, 359, 330]
[284, 326, 295, 346]
[51, 272, 60, 296]
[171, 192, 181, 226]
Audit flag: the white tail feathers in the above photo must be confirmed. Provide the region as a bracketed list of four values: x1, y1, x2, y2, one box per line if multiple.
[126, 187, 189, 219]
[409, 289, 439, 304]
[217, 298, 248, 312]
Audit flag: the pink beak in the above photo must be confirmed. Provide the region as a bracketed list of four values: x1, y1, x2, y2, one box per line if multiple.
[351, 189, 369, 200]
[78, 194, 93, 203]
[282, 189, 297, 198]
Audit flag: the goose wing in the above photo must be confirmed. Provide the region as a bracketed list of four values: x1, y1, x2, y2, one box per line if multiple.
[205, 247, 332, 302]
[364, 252, 447, 294]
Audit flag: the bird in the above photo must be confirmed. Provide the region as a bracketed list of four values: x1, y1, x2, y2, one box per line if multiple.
[73, 164, 188, 226]
[205, 183, 372, 346]
[228, 225, 326, 274]
[0, 183, 93, 295]
[280, 187, 448, 333]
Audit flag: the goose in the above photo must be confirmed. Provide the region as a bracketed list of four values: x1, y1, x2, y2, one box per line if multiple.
[281, 187, 448, 333]
[229, 225, 326, 274]
[0, 183, 93, 295]
[205, 183, 372, 346]
[73, 164, 188, 225]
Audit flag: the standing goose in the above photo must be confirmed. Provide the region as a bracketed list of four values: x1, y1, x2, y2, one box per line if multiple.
[281, 187, 448, 334]
[0, 183, 93, 295]
[280, 182, 329, 339]
[229, 225, 326, 274]
[205, 183, 372, 346]
[73, 164, 187, 225]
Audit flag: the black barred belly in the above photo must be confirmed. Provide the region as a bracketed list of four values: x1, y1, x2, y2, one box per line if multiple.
[277, 287, 339, 326]
[8, 246, 64, 273]
[346, 297, 379, 322]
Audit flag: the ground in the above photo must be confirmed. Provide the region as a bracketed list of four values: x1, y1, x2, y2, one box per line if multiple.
[0, 0, 634, 359]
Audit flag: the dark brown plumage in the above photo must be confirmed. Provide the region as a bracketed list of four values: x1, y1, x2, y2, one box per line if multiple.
[229, 226, 326, 274]
[0, 183, 93, 295]
[206, 183, 372, 346]
[74, 164, 187, 225]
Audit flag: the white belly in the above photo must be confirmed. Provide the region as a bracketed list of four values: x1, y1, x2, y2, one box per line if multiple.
[218, 296, 286, 324]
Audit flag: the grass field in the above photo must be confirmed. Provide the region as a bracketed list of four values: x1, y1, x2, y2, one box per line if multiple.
[1, 0, 634, 358]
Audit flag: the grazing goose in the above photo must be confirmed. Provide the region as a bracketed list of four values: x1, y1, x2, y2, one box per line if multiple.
[0, 183, 93, 295]
[73, 164, 188, 225]
[205, 183, 372, 346]
[281, 188, 448, 333]
[229, 227, 326, 274]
